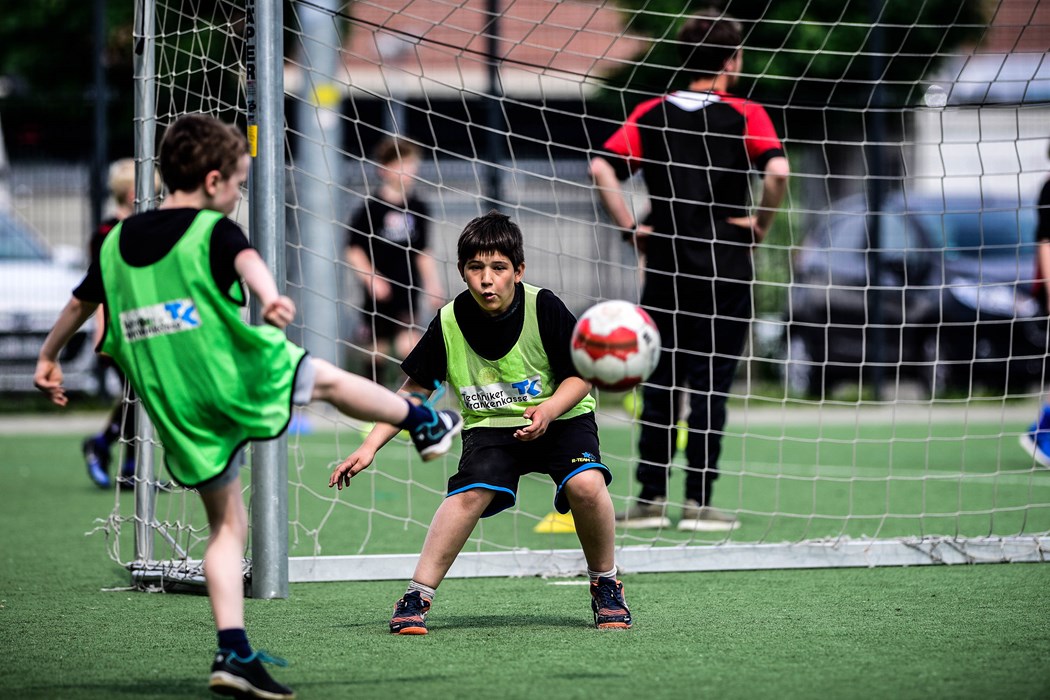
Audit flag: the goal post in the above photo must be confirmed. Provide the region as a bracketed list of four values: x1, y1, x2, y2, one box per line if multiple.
[103, 0, 1050, 590]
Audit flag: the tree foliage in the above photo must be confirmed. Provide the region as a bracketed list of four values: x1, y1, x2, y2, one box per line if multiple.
[0, 2, 136, 99]
[0, 1, 137, 157]
[603, 0, 990, 108]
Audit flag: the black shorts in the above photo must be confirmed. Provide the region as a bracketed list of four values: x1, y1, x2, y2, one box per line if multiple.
[447, 412, 611, 518]
[360, 294, 414, 344]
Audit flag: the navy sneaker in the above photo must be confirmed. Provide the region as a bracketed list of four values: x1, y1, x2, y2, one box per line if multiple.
[81, 436, 111, 489]
[411, 408, 463, 461]
[1019, 421, 1050, 468]
[209, 649, 294, 699]
[117, 458, 136, 488]
[590, 576, 632, 630]
[390, 590, 431, 635]
[408, 384, 463, 461]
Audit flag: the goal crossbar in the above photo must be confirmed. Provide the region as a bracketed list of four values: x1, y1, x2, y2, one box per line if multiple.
[285, 536, 1050, 583]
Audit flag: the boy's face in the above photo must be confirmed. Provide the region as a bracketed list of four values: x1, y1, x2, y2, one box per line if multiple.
[461, 250, 524, 317]
[206, 153, 250, 215]
[379, 155, 419, 195]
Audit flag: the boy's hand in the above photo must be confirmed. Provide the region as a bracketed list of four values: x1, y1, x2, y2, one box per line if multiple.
[514, 405, 552, 441]
[34, 359, 68, 407]
[370, 277, 392, 302]
[624, 223, 651, 255]
[329, 448, 376, 489]
[263, 296, 296, 329]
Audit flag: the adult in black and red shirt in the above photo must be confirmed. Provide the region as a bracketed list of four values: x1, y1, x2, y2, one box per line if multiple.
[1019, 151, 1050, 466]
[590, 13, 790, 531]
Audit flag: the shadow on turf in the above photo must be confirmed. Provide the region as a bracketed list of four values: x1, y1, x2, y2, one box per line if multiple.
[22, 677, 201, 697]
[439, 613, 593, 631]
[335, 612, 594, 633]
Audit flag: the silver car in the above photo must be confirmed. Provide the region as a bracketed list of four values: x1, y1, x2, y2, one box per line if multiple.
[0, 210, 98, 393]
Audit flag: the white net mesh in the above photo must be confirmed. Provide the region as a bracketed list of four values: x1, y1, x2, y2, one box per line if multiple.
[101, 0, 1050, 585]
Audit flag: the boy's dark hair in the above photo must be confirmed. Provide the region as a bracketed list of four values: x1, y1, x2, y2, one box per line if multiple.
[677, 11, 743, 78]
[456, 210, 525, 273]
[374, 137, 420, 166]
[159, 114, 249, 194]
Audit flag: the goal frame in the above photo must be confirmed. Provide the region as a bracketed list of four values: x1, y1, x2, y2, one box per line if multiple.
[125, 0, 1050, 594]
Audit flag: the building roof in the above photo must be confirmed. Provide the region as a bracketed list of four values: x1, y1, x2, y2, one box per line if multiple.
[338, 0, 646, 97]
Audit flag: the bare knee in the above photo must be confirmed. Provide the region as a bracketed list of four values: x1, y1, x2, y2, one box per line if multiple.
[309, 357, 339, 402]
[564, 470, 608, 508]
[447, 488, 497, 515]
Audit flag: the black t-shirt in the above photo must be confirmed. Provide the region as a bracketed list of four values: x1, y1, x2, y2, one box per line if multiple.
[88, 216, 120, 267]
[1038, 178, 1050, 244]
[1032, 179, 1050, 309]
[73, 208, 252, 305]
[401, 283, 580, 389]
[347, 193, 430, 306]
[601, 90, 784, 285]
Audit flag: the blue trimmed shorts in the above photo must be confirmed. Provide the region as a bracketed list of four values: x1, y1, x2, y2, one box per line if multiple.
[447, 412, 611, 518]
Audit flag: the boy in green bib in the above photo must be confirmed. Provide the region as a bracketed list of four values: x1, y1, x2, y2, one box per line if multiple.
[330, 210, 631, 634]
[35, 114, 462, 699]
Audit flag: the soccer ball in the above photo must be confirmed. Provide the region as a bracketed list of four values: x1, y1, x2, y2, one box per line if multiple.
[571, 300, 661, 391]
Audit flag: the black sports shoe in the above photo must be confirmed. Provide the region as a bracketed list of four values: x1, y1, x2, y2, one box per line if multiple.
[81, 436, 111, 489]
[411, 408, 463, 461]
[407, 384, 463, 461]
[209, 649, 295, 699]
[390, 590, 431, 635]
[590, 576, 632, 630]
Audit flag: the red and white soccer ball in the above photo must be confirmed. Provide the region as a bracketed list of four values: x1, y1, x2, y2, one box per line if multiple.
[571, 300, 661, 391]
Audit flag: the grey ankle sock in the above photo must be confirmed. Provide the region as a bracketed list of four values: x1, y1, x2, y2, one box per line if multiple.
[407, 580, 436, 601]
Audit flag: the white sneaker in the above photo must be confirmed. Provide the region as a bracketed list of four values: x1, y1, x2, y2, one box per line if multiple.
[614, 496, 672, 529]
[677, 499, 740, 532]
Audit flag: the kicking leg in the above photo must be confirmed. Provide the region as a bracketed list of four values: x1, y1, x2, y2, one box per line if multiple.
[309, 357, 462, 461]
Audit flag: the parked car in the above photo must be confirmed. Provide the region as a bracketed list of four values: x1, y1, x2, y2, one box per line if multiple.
[0, 210, 98, 394]
[787, 191, 1045, 398]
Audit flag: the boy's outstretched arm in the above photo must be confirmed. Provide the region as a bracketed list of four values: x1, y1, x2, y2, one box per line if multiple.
[35, 296, 100, 406]
[234, 248, 296, 328]
[514, 376, 592, 442]
[329, 377, 435, 489]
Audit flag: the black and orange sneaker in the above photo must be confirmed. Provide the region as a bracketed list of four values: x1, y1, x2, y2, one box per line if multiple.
[590, 576, 632, 630]
[390, 590, 431, 635]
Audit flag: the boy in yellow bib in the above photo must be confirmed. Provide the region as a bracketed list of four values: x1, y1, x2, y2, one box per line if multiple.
[330, 210, 631, 633]
[35, 114, 462, 699]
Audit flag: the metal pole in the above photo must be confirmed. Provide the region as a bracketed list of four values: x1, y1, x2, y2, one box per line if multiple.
[132, 0, 158, 566]
[247, 0, 289, 600]
[866, 0, 887, 400]
[294, 0, 341, 365]
[483, 0, 503, 210]
[91, 0, 108, 237]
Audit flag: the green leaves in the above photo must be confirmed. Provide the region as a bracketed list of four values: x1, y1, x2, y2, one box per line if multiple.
[601, 0, 989, 107]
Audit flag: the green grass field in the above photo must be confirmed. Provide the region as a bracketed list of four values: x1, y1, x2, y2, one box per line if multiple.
[2, 419, 1050, 699]
[277, 415, 1050, 559]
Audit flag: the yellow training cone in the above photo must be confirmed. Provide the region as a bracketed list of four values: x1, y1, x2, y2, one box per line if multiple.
[533, 511, 576, 533]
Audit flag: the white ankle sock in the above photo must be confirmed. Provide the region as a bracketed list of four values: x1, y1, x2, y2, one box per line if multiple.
[588, 567, 617, 583]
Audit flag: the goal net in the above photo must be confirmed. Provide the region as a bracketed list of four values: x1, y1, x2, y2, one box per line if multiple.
[101, 0, 1050, 589]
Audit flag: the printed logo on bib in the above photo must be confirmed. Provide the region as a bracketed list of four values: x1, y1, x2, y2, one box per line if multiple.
[120, 299, 200, 342]
[460, 374, 543, 411]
